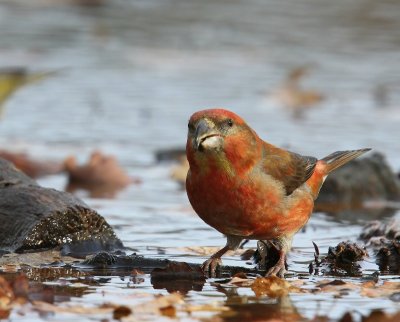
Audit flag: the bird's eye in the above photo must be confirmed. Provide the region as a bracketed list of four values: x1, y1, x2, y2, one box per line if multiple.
[188, 122, 195, 132]
[226, 119, 234, 127]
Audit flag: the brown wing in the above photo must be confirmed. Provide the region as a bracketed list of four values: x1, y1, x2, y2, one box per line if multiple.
[261, 144, 317, 195]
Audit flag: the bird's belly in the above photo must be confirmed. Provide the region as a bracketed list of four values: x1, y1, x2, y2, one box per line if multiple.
[188, 173, 314, 240]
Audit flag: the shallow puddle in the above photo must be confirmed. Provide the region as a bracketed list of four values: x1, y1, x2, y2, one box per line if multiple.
[0, 0, 400, 321]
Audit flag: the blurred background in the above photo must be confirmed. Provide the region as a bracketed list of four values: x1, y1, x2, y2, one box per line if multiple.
[1, 0, 400, 319]
[1, 0, 400, 246]
[1, 0, 399, 167]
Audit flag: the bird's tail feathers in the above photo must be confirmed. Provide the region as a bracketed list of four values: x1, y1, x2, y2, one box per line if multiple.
[322, 148, 371, 174]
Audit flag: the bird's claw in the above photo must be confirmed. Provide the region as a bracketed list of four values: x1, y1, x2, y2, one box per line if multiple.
[202, 257, 222, 277]
[265, 250, 287, 278]
[265, 263, 286, 278]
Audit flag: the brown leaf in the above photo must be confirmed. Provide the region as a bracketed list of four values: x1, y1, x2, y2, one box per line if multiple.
[339, 312, 353, 322]
[227, 276, 254, 288]
[251, 276, 302, 297]
[132, 293, 184, 315]
[64, 150, 135, 198]
[11, 274, 29, 299]
[0, 309, 11, 320]
[0, 276, 14, 309]
[130, 269, 145, 284]
[209, 272, 254, 288]
[232, 272, 248, 279]
[0, 150, 62, 178]
[130, 269, 144, 276]
[170, 156, 189, 185]
[113, 306, 132, 320]
[381, 281, 400, 290]
[32, 301, 114, 315]
[159, 305, 176, 318]
[315, 279, 359, 294]
[0, 265, 20, 273]
[183, 303, 230, 314]
[360, 280, 400, 298]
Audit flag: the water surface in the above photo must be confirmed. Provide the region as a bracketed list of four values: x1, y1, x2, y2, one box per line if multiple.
[0, 0, 400, 320]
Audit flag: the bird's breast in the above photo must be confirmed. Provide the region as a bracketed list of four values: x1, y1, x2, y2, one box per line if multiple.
[187, 168, 313, 239]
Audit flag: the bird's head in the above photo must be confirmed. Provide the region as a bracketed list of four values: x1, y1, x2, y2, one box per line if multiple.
[186, 108, 262, 175]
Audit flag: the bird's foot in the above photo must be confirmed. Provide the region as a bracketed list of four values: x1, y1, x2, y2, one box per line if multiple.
[265, 251, 287, 278]
[202, 257, 222, 277]
[201, 244, 232, 278]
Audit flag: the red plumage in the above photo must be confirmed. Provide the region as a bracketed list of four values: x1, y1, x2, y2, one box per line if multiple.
[186, 108, 370, 277]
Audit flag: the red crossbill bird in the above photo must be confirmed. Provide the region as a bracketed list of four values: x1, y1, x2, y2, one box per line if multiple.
[186, 108, 370, 277]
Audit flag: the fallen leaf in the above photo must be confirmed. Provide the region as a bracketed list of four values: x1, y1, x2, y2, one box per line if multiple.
[159, 305, 176, 318]
[184, 303, 231, 314]
[69, 282, 89, 288]
[0, 276, 14, 309]
[314, 279, 359, 295]
[0, 265, 20, 273]
[251, 276, 303, 297]
[381, 281, 400, 290]
[360, 280, 400, 298]
[211, 274, 252, 287]
[170, 156, 189, 185]
[131, 269, 145, 276]
[32, 301, 114, 315]
[130, 269, 145, 284]
[0, 309, 10, 319]
[128, 293, 184, 318]
[113, 306, 132, 320]
[0, 150, 62, 178]
[11, 274, 29, 299]
[232, 272, 248, 279]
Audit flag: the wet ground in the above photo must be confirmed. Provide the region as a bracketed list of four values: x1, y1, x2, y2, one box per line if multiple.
[1, 0, 400, 321]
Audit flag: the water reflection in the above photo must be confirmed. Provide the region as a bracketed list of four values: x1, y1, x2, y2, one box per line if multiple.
[223, 299, 301, 322]
[0, 0, 400, 320]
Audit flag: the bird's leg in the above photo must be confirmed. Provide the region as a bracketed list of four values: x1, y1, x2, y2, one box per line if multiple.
[264, 237, 292, 278]
[239, 239, 250, 248]
[202, 245, 229, 277]
[202, 235, 242, 277]
[265, 248, 287, 277]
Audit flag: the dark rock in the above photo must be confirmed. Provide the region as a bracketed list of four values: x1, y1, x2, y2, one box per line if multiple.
[77, 252, 263, 277]
[316, 153, 400, 212]
[81, 252, 118, 267]
[360, 221, 388, 241]
[155, 148, 185, 162]
[360, 219, 400, 242]
[0, 158, 123, 255]
[376, 240, 400, 274]
[360, 219, 400, 274]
